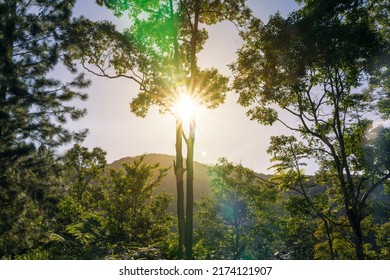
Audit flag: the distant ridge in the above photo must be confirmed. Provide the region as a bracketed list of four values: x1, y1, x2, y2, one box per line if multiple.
[110, 153, 273, 213]
[110, 154, 211, 213]
[109, 154, 389, 214]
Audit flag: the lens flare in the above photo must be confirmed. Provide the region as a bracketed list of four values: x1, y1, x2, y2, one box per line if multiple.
[172, 93, 199, 124]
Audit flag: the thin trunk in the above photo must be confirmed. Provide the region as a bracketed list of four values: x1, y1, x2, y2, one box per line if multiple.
[328, 73, 365, 260]
[335, 158, 365, 260]
[338, 148, 365, 259]
[185, 0, 200, 260]
[169, 0, 185, 259]
[322, 219, 335, 260]
[185, 119, 195, 259]
[175, 118, 185, 259]
[355, 236, 365, 260]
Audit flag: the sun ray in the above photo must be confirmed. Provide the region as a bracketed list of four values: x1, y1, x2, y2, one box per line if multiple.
[171, 89, 203, 127]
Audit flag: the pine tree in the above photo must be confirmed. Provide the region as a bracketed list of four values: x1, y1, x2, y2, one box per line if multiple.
[0, 0, 89, 258]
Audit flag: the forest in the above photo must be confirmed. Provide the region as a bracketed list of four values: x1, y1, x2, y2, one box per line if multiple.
[0, 0, 389, 260]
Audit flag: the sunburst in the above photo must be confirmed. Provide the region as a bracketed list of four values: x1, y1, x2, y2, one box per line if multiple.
[171, 89, 202, 126]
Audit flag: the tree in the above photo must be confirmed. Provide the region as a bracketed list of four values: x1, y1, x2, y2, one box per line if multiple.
[195, 158, 277, 259]
[232, 0, 389, 259]
[54, 150, 174, 259]
[100, 156, 171, 243]
[0, 0, 89, 258]
[71, 0, 251, 259]
[63, 144, 107, 202]
[97, 156, 174, 259]
[0, 147, 65, 259]
[267, 135, 338, 259]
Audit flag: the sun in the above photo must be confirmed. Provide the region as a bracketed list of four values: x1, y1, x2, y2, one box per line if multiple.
[172, 93, 199, 124]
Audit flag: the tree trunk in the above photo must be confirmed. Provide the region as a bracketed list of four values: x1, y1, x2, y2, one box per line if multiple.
[184, 0, 200, 260]
[322, 219, 335, 260]
[339, 178, 365, 260]
[0, 1, 16, 140]
[169, 0, 186, 259]
[185, 119, 195, 259]
[348, 209, 365, 260]
[174, 119, 185, 259]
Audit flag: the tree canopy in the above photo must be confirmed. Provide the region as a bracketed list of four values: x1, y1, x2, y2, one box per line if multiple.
[232, 0, 390, 259]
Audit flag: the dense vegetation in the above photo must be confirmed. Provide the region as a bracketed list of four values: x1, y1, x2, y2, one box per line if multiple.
[1, 147, 389, 260]
[1, 0, 389, 259]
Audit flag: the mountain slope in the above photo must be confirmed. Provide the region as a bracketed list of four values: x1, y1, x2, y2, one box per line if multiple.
[110, 154, 211, 213]
[109, 154, 390, 215]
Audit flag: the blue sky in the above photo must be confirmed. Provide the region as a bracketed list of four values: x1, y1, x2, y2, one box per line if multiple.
[67, 0, 303, 174]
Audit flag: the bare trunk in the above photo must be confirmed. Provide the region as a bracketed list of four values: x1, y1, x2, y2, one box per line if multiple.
[169, 0, 186, 259]
[174, 119, 185, 259]
[184, 0, 200, 260]
[185, 119, 195, 259]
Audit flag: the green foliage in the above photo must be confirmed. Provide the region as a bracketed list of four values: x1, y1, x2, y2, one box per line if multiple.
[361, 127, 390, 182]
[100, 156, 171, 244]
[0, 0, 90, 258]
[51, 150, 174, 259]
[63, 144, 107, 202]
[89, 0, 253, 260]
[194, 158, 278, 260]
[0, 0, 89, 161]
[371, 0, 390, 118]
[0, 147, 64, 258]
[233, 0, 390, 260]
[73, 0, 253, 117]
[276, 214, 317, 260]
[376, 222, 390, 258]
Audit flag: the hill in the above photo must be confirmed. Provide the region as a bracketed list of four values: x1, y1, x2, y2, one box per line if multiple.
[109, 154, 390, 214]
[110, 154, 212, 213]
[110, 153, 274, 213]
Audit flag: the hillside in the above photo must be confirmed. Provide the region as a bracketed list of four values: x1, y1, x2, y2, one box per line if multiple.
[110, 154, 212, 213]
[109, 154, 390, 214]
[111, 154, 274, 213]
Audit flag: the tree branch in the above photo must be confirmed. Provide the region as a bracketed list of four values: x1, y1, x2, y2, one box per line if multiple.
[81, 63, 145, 90]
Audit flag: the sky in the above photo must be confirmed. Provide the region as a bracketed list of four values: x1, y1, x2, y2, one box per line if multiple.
[67, 0, 303, 174]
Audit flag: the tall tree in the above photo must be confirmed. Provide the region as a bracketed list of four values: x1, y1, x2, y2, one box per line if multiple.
[72, 0, 251, 259]
[0, 0, 89, 258]
[232, 0, 389, 259]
